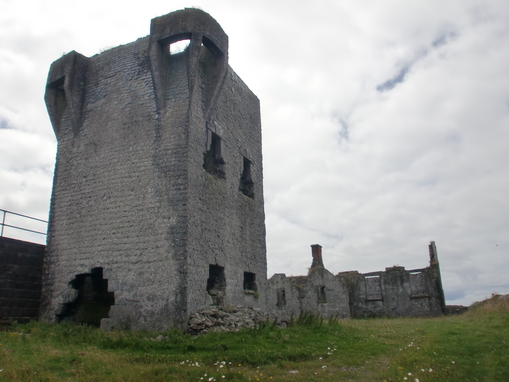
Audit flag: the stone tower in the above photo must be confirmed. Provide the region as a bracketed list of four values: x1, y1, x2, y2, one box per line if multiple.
[40, 9, 267, 330]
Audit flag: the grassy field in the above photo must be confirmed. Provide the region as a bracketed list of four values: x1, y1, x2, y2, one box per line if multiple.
[0, 295, 508, 381]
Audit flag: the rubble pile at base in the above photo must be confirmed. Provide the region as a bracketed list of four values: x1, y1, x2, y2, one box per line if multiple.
[188, 306, 268, 334]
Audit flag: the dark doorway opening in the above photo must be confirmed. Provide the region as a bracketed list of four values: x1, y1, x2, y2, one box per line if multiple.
[207, 264, 226, 306]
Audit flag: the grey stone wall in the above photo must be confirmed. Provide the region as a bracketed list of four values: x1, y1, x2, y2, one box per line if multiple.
[267, 245, 351, 321]
[0, 237, 45, 323]
[338, 242, 445, 318]
[268, 242, 444, 322]
[41, 8, 266, 331]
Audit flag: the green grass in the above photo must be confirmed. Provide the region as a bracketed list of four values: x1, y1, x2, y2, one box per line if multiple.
[1, 296, 508, 381]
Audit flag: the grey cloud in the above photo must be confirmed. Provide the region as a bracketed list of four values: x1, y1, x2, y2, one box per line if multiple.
[432, 31, 457, 48]
[0, 118, 12, 129]
[376, 30, 458, 93]
[376, 65, 410, 92]
[331, 112, 350, 145]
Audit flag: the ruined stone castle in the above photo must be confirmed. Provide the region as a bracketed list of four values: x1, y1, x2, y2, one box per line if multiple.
[39, 9, 445, 331]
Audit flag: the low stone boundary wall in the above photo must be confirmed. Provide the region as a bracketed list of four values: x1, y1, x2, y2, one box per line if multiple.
[444, 305, 469, 315]
[0, 237, 45, 325]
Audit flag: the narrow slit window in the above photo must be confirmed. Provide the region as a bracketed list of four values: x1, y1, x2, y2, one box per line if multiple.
[239, 157, 254, 198]
[277, 288, 286, 306]
[317, 285, 327, 303]
[203, 131, 225, 179]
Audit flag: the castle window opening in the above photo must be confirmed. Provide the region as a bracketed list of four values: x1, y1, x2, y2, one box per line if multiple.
[276, 288, 286, 306]
[239, 157, 254, 198]
[207, 264, 226, 306]
[317, 285, 327, 303]
[56, 267, 114, 327]
[243, 272, 257, 291]
[410, 271, 429, 298]
[203, 131, 225, 178]
[365, 275, 383, 301]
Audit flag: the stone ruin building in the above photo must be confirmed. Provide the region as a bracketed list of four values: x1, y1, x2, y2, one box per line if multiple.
[37, 8, 445, 331]
[268, 242, 445, 322]
[41, 8, 266, 330]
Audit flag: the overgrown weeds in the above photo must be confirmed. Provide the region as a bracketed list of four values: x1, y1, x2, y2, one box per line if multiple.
[468, 293, 509, 314]
[1, 297, 508, 381]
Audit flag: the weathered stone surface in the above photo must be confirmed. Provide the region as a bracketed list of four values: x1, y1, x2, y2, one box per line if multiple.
[188, 306, 268, 334]
[40, 8, 267, 331]
[445, 305, 468, 315]
[337, 242, 445, 318]
[38, 8, 446, 331]
[0, 237, 45, 324]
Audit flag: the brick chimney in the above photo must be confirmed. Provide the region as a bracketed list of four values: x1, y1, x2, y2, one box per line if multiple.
[310, 244, 324, 268]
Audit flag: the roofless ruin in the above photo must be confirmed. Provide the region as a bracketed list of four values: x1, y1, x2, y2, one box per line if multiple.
[39, 9, 445, 330]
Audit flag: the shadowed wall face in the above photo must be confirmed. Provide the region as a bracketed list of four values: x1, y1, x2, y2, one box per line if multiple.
[0, 237, 45, 324]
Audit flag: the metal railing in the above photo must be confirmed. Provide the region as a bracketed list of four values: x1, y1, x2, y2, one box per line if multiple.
[0, 209, 48, 240]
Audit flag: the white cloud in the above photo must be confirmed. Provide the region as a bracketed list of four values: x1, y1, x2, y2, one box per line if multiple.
[1, 0, 508, 306]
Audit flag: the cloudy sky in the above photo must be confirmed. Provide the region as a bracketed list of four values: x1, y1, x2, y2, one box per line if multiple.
[1, 0, 508, 306]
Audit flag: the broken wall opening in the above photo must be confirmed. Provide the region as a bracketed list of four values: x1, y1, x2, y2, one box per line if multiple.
[207, 264, 226, 306]
[57, 268, 114, 326]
